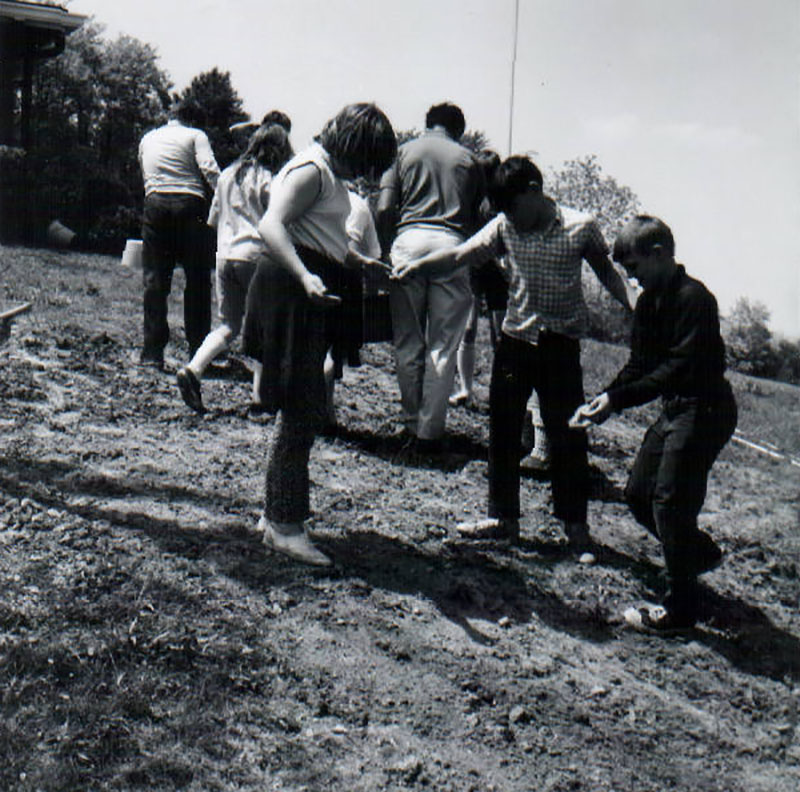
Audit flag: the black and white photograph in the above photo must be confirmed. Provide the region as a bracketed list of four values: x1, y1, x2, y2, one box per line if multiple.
[1, 1, 798, 789]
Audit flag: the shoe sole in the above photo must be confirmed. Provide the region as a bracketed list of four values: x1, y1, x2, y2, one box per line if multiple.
[177, 369, 205, 414]
[455, 519, 520, 543]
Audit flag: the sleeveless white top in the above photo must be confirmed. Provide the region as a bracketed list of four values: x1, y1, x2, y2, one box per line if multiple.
[271, 142, 350, 263]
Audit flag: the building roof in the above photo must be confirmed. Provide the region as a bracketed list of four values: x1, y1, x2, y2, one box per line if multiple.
[0, 1, 86, 33]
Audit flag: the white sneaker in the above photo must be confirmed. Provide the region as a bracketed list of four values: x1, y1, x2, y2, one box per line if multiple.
[520, 449, 550, 472]
[455, 517, 520, 542]
[259, 517, 332, 567]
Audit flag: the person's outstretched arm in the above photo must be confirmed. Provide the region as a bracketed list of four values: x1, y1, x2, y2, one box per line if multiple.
[376, 164, 399, 258]
[585, 246, 634, 311]
[392, 215, 504, 281]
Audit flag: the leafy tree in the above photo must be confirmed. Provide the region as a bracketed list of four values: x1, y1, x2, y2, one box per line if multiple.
[28, 21, 172, 248]
[774, 338, 800, 385]
[94, 35, 172, 172]
[722, 298, 780, 379]
[394, 128, 490, 154]
[547, 155, 640, 240]
[547, 155, 641, 343]
[175, 68, 249, 167]
[32, 22, 105, 147]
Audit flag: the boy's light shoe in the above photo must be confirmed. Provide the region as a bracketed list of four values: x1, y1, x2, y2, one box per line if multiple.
[520, 449, 550, 473]
[455, 517, 520, 543]
[259, 516, 332, 567]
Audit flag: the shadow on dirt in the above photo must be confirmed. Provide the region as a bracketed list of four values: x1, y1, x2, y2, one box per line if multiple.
[5, 453, 796, 684]
[697, 587, 800, 683]
[324, 529, 615, 645]
[329, 426, 487, 473]
[0, 455, 256, 513]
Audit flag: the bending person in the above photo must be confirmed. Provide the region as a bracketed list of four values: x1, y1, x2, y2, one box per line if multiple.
[393, 156, 631, 550]
[573, 216, 737, 632]
[243, 104, 397, 566]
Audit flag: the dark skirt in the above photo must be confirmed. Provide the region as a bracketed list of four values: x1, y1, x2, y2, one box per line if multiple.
[242, 246, 362, 416]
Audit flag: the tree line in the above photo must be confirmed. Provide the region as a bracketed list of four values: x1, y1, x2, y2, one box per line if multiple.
[0, 20, 797, 384]
[0, 21, 247, 252]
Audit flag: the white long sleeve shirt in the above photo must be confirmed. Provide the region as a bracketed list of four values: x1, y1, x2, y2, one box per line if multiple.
[139, 120, 220, 199]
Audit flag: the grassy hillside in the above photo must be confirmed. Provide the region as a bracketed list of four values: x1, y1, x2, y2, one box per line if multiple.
[1, 244, 798, 792]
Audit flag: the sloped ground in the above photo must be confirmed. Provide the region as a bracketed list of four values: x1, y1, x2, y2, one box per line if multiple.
[0, 245, 798, 791]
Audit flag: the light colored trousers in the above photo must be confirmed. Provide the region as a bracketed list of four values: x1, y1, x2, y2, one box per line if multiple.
[389, 227, 473, 439]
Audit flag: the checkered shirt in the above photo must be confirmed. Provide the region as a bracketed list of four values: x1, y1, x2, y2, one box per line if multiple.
[459, 205, 609, 343]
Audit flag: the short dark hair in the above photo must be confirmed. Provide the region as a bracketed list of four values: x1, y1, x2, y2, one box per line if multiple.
[425, 102, 465, 139]
[488, 155, 543, 213]
[317, 103, 397, 180]
[261, 110, 292, 132]
[613, 215, 675, 263]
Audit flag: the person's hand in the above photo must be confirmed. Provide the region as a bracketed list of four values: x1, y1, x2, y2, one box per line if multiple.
[0, 318, 11, 346]
[569, 393, 612, 428]
[343, 249, 363, 270]
[301, 272, 342, 306]
[391, 258, 424, 281]
[344, 249, 392, 274]
[362, 256, 393, 274]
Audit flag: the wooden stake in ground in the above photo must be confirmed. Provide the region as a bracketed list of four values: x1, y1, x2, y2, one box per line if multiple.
[0, 301, 33, 322]
[0, 301, 32, 344]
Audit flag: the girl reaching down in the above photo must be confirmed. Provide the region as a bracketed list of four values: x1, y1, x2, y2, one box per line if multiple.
[243, 103, 397, 566]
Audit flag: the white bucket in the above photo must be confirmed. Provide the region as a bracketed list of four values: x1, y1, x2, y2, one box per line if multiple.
[121, 239, 143, 268]
[46, 219, 76, 249]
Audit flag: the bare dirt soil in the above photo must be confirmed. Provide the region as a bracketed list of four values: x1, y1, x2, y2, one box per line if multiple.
[1, 244, 799, 792]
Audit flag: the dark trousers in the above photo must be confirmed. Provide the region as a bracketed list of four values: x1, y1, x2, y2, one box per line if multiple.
[625, 385, 737, 616]
[489, 332, 588, 523]
[243, 249, 339, 524]
[141, 193, 214, 359]
[263, 298, 329, 524]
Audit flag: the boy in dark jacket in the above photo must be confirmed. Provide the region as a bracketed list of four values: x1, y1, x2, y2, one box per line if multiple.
[573, 215, 737, 632]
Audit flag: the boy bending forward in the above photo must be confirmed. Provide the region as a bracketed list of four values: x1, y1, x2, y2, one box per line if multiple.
[393, 156, 631, 549]
[574, 216, 737, 631]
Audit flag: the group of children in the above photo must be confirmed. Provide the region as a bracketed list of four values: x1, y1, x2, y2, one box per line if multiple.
[173, 102, 736, 634]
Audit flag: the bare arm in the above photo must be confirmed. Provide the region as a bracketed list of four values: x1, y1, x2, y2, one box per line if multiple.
[344, 245, 393, 274]
[585, 247, 633, 311]
[392, 216, 503, 280]
[391, 246, 461, 280]
[257, 163, 341, 306]
[194, 131, 220, 192]
[375, 165, 399, 257]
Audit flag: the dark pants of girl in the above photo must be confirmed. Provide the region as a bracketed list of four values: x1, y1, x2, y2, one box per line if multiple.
[488, 331, 589, 524]
[243, 247, 357, 524]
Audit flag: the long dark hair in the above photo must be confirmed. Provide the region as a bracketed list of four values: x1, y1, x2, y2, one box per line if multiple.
[234, 123, 293, 185]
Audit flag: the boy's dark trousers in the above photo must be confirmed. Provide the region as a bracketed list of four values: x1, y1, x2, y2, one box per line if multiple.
[625, 385, 737, 619]
[141, 193, 214, 361]
[488, 331, 589, 524]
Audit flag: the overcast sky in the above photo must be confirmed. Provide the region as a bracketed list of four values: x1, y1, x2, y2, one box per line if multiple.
[69, 0, 800, 337]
